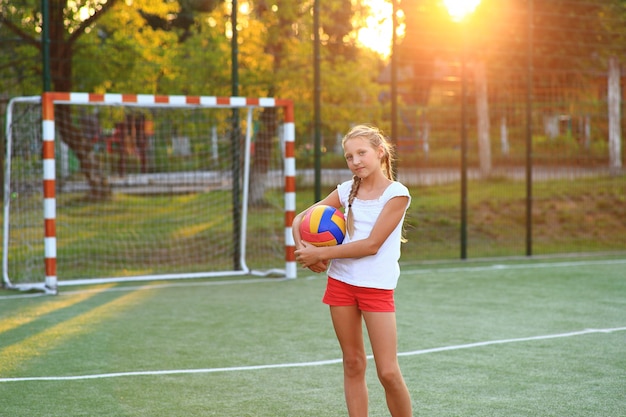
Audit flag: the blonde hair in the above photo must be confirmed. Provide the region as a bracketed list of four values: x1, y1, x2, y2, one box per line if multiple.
[342, 124, 396, 238]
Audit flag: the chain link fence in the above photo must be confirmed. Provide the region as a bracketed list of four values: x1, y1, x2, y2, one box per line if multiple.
[1, 0, 625, 266]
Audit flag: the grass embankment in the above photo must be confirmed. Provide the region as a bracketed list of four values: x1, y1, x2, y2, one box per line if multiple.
[300, 174, 626, 261]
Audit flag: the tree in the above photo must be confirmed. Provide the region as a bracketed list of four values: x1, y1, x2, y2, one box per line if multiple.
[1, 0, 394, 205]
[0, 0, 223, 199]
[243, 0, 387, 205]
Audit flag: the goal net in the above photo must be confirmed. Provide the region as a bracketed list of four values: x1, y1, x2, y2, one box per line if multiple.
[3, 93, 297, 294]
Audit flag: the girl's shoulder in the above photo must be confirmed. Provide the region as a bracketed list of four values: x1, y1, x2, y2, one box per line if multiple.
[337, 180, 353, 196]
[383, 181, 411, 207]
[384, 181, 410, 198]
[338, 179, 353, 189]
[337, 180, 410, 206]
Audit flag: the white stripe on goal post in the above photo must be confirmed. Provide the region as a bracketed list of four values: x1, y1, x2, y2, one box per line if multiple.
[40, 92, 298, 292]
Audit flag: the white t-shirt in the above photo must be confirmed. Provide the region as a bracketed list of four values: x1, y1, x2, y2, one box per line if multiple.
[327, 180, 411, 290]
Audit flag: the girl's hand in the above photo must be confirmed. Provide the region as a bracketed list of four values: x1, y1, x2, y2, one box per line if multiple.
[307, 260, 328, 273]
[295, 241, 324, 269]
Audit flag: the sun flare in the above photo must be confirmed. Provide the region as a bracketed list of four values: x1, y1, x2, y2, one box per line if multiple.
[443, 0, 482, 22]
[356, 0, 481, 57]
[356, 0, 404, 59]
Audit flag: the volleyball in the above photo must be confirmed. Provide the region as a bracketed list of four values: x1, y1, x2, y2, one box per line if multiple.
[299, 205, 346, 247]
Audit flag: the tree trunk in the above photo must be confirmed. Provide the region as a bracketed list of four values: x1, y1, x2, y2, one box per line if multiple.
[607, 56, 622, 172]
[248, 107, 277, 207]
[500, 116, 509, 156]
[474, 60, 492, 175]
[49, 0, 112, 200]
[55, 107, 112, 200]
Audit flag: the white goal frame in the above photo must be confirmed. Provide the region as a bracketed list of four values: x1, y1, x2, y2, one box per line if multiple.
[3, 92, 298, 294]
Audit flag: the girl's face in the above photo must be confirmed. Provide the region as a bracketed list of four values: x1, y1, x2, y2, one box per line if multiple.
[343, 137, 383, 178]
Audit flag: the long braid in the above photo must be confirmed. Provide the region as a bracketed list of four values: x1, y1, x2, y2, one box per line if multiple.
[382, 148, 393, 181]
[346, 175, 361, 238]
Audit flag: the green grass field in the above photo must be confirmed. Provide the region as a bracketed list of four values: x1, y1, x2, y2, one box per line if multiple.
[1, 256, 624, 416]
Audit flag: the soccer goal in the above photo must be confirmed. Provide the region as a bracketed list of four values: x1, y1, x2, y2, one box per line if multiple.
[3, 92, 297, 294]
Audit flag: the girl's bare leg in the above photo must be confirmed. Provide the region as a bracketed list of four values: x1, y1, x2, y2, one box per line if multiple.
[330, 305, 369, 417]
[363, 311, 413, 417]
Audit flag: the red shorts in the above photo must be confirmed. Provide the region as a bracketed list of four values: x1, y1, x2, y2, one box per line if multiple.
[322, 277, 395, 312]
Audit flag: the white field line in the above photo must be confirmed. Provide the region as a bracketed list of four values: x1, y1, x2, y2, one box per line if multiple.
[0, 277, 291, 300]
[1, 326, 624, 383]
[2, 258, 625, 301]
[400, 258, 626, 276]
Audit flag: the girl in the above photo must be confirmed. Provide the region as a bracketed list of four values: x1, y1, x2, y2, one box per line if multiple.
[293, 125, 413, 417]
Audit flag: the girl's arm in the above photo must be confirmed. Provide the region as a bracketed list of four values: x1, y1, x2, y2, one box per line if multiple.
[292, 189, 341, 272]
[295, 196, 408, 268]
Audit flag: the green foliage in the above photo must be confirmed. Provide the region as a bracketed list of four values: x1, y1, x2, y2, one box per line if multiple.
[2, 0, 625, 207]
[0, 0, 392, 174]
